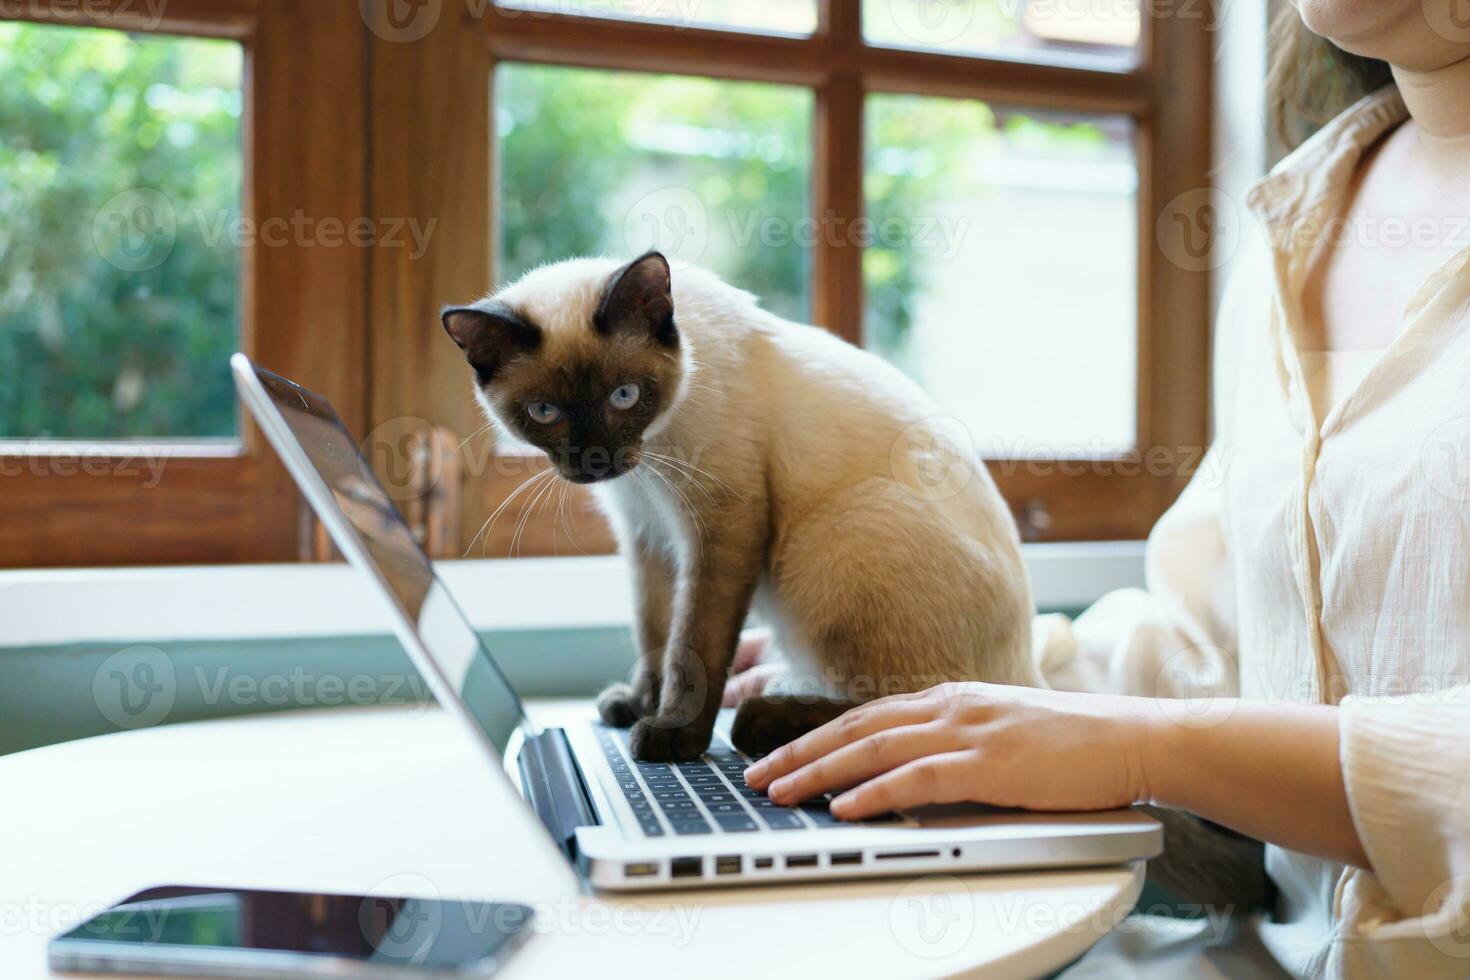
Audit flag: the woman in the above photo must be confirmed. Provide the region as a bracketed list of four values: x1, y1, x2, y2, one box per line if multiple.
[733, 3, 1470, 976]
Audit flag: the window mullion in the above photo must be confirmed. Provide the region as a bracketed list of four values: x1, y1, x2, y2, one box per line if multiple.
[812, 69, 865, 343]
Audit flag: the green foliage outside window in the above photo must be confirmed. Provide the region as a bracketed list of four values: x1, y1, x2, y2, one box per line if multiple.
[0, 23, 242, 440]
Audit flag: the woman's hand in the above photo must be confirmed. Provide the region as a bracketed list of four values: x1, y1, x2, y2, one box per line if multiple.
[743, 683, 1370, 869]
[722, 628, 782, 707]
[744, 683, 1160, 820]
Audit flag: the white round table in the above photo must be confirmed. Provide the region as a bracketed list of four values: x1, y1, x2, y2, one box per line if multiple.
[0, 704, 1143, 979]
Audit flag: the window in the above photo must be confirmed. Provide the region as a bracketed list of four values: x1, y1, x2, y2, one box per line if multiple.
[496, 65, 814, 322]
[467, 0, 1211, 547]
[498, 0, 820, 35]
[862, 0, 1141, 63]
[0, 23, 243, 443]
[5, 0, 1211, 566]
[3, 0, 368, 568]
[864, 96, 1138, 454]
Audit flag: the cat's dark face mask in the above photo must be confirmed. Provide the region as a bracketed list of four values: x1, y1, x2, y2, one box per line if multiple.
[441, 252, 683, 484]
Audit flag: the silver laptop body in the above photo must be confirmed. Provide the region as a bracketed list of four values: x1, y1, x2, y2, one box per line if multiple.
[232, 353, 1161, 892]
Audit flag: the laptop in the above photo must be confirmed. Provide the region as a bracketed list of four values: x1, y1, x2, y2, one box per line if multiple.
[231, 353, 1161, 891]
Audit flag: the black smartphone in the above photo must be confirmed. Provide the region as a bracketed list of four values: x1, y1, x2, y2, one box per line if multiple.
[49, 885, 534, 978]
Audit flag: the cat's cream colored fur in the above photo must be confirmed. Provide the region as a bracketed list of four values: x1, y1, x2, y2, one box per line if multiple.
[464, 255, 1039, 760]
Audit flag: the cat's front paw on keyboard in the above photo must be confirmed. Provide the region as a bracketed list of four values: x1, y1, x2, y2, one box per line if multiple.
[629, 718, 711, 762]
[596, 682, 650, 728]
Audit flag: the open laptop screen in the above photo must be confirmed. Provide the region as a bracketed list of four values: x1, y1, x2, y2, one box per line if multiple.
[235, 356, 528, 757]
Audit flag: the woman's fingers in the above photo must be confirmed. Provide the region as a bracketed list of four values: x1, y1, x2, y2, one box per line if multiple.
[765, 721, 953, 804]
[721, 662, 782, 707]
[745, 696, 938, 789]
[830, 751, 978, 819]
[730, 629, 770, 675]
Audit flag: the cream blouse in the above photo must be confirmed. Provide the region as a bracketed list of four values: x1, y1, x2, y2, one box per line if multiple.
[1038, 87, 1470, 978]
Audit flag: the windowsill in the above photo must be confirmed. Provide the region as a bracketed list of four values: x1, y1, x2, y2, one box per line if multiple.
[0, 543, 1143, 648]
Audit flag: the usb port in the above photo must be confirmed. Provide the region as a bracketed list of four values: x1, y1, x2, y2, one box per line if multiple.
[670, 857, 703, 879]
[830, 852, 862, 866]
[623, 862, 656, 877]
[753, 857, 774, 869]
[715, 856, 741, 875]
[786, 854, 818, 868]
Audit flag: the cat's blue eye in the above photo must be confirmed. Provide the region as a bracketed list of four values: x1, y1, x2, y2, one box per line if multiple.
[526, 401, 562, 425]
[608, 383, 641, 411]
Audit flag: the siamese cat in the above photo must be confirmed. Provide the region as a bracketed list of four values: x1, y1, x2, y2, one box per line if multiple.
[442, 251, 1041, 762]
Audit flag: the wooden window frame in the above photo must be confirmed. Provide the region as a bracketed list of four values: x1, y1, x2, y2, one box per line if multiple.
[5, 0, 1211, 567]
[1, 0, 368, 567]
[373, 0, 1212, 557]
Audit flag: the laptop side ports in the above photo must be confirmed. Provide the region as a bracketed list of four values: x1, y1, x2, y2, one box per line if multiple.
[670, 857, 703, 879]
[715, 856, 741, 875]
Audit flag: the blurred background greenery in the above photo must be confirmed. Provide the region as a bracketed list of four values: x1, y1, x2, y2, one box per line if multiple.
[3, 19, 1131, 450]
[496, 64, 815, 323]
[0, 22, 242, 440]
[495, 63, 989, 355]
[495, 63, 1134, 453]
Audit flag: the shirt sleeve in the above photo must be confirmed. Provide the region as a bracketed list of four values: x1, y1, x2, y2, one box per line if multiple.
[1334, 688, 1470, 966]
[1033, 451, 1237, 699]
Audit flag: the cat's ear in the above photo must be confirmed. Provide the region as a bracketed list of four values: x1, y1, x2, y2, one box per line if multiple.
[440, 301, 541, 384]
[595, 251, 677, 347]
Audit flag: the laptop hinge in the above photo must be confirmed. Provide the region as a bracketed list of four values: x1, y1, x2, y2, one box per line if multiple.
[517, 727, 599, 860]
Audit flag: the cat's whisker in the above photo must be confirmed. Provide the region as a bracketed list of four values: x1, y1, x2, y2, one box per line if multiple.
[530, 470, 562, 557]
[508, 478, 547, 559]
[557, 480, 591, 556]
[644, 457, 708, 542]
[511, 467, 561, 558]
[680, 380, 722, 395]
[454, 421, 495, 453]
[492, 468, 556, 558]
[643, 450, 744, 504]
[641, 452, 717, 502]
[463, 466, 554, 558]
[554, 481, 571, 556]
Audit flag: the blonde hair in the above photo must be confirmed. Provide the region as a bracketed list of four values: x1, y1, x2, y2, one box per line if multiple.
[1267, 5, 1393, 149]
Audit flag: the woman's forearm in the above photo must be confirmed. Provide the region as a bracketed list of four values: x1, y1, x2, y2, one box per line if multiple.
[1142, 700, 1370, 870]
[746, 683, 1373, 872]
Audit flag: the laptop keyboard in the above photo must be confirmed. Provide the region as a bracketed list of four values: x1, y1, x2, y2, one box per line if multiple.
[595, 725, 897, 837]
